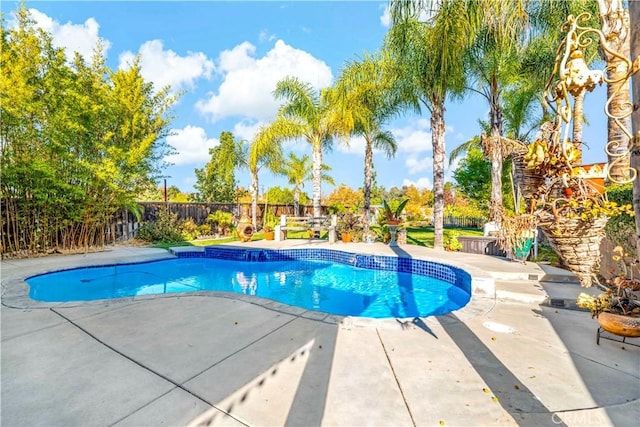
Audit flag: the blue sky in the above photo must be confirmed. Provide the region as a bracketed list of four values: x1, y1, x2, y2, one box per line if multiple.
[15, 1, 609, 195]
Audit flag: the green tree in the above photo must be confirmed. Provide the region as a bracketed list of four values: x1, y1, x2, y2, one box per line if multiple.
[331, 51, 403, 231]
[323, 184, 364, 212]
[259, 77, 349, 218]
[388, 0, 469, 249]
[465, 0, 530, 222]
[247, 131, 282, 227]
[453, 146, 492, 209]
[528, 0, 598, 159]
[264, 186, 311, 206]
[194, 131, 245, 203]
[280, 152, 333, 215]
[1, 5, 176, 254]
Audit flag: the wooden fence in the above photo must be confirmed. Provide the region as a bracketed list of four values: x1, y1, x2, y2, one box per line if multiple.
[443, 216, 486, 228]
[112, 205, 485, 241]
[105, 202, 329, 242]
[137, 202, 326, 225]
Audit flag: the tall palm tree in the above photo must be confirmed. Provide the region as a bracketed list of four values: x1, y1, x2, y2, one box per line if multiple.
[330, 51, 404, 232]
[388, 0, 469, 249]
[259, 77, 349, 217]
[596, 0, 633, 182]
[281, 152, 334, 215]
[529, 0, 598, 162]
[464, 0, 530, 223]
[247, 133, 282, 228]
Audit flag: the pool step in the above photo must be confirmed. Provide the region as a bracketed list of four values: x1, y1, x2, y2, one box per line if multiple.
[494, 280, 548, 304]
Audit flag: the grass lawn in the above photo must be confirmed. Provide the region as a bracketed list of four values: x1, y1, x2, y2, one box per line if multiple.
[153, 226, 483, 250]
[405, 226, 484, 248]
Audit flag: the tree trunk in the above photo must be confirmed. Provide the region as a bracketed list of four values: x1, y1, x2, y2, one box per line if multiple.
[294, 185, 300, 216]
[363, 137, 374, 233]
[250, 171, 258, 228]
[488, 77, 504, 223]
[598, 0, 632, 182]
[311, 139, 323, 218]
[629, 0, 640, 263]
[572, 90, 585, 165]
[432, 103, 446, 250]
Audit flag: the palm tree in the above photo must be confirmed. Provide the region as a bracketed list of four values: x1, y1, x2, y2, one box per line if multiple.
[259, 77, 349, 217]
[247, 133, 282, 228]
[281, 152, 334, 215]
[387, 0, 469, 249]
[330, 51, 404, 232]
[464, 0, 530, 223]
[596, 0, 633, 182]
[529, 0, 598, 161]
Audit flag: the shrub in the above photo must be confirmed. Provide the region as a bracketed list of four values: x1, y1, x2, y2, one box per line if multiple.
[179, 218, 199, 241]
[136, 210, 183, 243]
[207, 210, 235, 235]
[263, 210, 278, 230]
[197, 223, 212, 236]
[444, 231, 462, 251]
[604, 183, 635, 254]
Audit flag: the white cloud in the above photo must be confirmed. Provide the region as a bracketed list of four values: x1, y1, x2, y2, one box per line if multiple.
[259, 30, 276, 43]
[393, 119, 432, 153]
[403, 177, 432, 189]
[119, 40, 214, 94]
[232, 120, 264, 143]
[27, 9, 111, 63]
[217, 41, 256, 73]
[406, 155, 432, 174]
[380, 4, 391, 27]
[337, 135, 366, 155]
[196, 39, 333, 122]
[165, 126, 218, 165]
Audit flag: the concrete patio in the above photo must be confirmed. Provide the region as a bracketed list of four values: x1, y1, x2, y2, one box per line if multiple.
[1, 241, 638, 426]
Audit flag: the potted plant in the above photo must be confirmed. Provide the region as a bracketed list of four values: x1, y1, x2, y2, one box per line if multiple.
[381, 199, 409, 225]
[497, 210, 538, 262]
[379, 199, 408, 246]
[577, 246, 640, 342]
[534, 185, 633, 287]
[337, 212, 361, 243]
[263, 225, 275, 240]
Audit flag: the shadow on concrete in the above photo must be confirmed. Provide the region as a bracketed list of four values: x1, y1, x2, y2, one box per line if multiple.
[182, 313, 340, 427]
[533, 306, 640, 426]
[388, 245, 440, 338]
[437, 312, 565, 426]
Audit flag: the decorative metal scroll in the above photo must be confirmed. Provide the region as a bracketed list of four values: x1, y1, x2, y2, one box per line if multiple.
[543, 12, 638, 184]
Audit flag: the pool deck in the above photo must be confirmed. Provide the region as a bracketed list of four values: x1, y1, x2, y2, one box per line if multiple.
[1, 241, 638, 426]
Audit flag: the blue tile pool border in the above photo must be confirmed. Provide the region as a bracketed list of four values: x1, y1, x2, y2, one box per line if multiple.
[174, 247, 472, 296]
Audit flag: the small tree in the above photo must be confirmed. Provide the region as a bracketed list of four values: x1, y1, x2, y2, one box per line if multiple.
[194, 131, 245, 203]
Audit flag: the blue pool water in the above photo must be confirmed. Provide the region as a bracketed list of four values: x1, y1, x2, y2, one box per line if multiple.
[26, 251, 471, 318]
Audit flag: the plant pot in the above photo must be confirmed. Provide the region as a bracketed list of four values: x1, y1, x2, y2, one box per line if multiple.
[513, 153, 546, 202]
[539, 216, 608, 287]
[264, 231, 274, 241]
[597, 312, 640, 338]
[236, 223, 254, 242]
[341, 233, 352, 243]
[386, 220, 400, 226]
[513, 237, 534, 260]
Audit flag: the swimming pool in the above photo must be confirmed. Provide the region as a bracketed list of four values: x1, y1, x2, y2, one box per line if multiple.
[26, 248, 472, 318]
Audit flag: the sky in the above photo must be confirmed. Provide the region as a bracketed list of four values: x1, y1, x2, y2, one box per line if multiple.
[10, 1, 610, 196]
